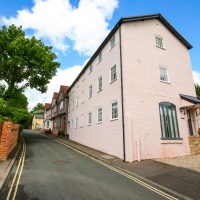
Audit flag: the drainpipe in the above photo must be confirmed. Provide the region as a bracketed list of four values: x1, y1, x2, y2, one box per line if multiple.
[119, 26, 126, 162]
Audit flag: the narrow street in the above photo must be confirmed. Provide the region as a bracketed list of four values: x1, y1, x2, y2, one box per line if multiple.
[0, 130, 178, 200]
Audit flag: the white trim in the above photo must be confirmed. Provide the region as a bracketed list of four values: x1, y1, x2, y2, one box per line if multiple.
[111, 100, 118, 120]
[110, 64, 117, 83]
[97, 107, 102, 123]
[97, 75, 103, 92]
[155, 35, 165, 49]
[88, 112, 92, 125]
[159, 66, 170, 83]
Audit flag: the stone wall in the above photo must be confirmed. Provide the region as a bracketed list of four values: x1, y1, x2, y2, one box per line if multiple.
[0, 122, 20, 160]
[189, 136, 200, 155]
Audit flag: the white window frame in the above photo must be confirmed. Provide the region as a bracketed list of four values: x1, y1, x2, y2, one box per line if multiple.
[159, 66, 169, 83]
[59, 101, 63, 109]
[111, 101, 118, 120]
[98, 51, 102, 63]
[155, 35, 164, 49]
[97, 107, 102, 123]
[71, 119, 73, 129]
[89, 65, 93, 74]
[110, 35, 115, 50]
[76, 97, 79, 107]
[110, 65, 117, 83]
[75, 118, 78, 129]
[88, 112, 92, 125]
[88, 84, 92, 98]
[72, 101, 74, 110]
[98, 76, 103, 92]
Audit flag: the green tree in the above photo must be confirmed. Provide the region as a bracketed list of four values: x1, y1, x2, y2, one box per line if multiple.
[31, 103, 44, 114]
[0, 24, 60, 100]
[195, 84, 200, 96]
[7, 91, 28, 109]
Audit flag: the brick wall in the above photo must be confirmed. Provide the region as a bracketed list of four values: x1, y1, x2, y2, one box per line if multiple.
[0, 122, 20, 160]
[189, 136, 200, 155]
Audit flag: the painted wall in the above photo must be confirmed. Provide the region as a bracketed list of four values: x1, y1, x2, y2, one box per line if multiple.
[68, 29, 124, 159]
[120, 19, 196, 161]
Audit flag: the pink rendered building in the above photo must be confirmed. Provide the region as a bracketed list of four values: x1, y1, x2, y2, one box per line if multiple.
[67, 14, 200, 162]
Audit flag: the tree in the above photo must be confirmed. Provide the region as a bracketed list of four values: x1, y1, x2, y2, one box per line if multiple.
[0, 24, 60, 100]
[195, 84, 200, 96]
[31, 103, 44, 114]
[7, 91, 28, 109]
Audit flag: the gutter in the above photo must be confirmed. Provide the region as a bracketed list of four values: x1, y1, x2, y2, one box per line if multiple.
[119, 26, 126, 162]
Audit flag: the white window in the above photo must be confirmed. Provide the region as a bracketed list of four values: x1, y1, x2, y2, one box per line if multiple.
[98, 76, 102, 92]
[72, 101, 74, 110]
[98, 51, 102, 63]
[88, 112, 92, 125]
[111, 101, 118, 120]
[160, 66, 169, 82]
[76, 97, 79, 107]
[60, 101, 63, 109]
[110, 35, 115, 49]
[97, 107, 102, 123]
[68, 103, 70, 113]
[75, 118, 78, 129]
[155, 36, 164, 48]
[89, 85, 92, 98]
[89, 65, 93, 74]
[111, 65, 117, 82]
[71, 119, 73, 129]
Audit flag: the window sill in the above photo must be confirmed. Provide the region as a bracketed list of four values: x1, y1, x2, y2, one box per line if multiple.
[97, 60, 102, 65]
[97, 122, 102, 124]
[110, 79, 117, 84]
[97, 89, 103, 93]
[160, 80, 170, 84]
[88, 96, 92, 99]
[160, 138, 183, 144]
[110, 118, 118, 121]
[156, 46, 165, 50]
[87, 124, 91, 126]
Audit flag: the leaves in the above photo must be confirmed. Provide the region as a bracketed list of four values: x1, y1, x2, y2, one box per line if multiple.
[0, 24, 60, 98]
[195, 84, 200, 96]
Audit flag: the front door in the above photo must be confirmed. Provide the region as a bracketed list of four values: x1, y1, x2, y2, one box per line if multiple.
[187, 111, 193, 135]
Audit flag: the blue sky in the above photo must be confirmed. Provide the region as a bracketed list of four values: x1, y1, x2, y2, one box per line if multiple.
[0, 0, 200, 109]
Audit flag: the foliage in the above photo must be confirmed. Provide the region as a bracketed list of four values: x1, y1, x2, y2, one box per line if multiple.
[0, 97, 32, 127]
[195, 84, 200, 96]
[7, 91, 28, 109]
[0, 24, 60, 100]
[31, 103, 44, 114]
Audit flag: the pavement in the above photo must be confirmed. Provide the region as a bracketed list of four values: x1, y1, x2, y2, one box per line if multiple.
[1, 132, 200, 200]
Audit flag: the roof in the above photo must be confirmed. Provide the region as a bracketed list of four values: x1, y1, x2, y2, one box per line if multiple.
[67, 13, 192, 93]
[44, 103, 51, 110]
[60, 85, 69, 93]
[34, 114, 44, 119]
[180, 94, 200, 104]
[52, 92, 59, 100]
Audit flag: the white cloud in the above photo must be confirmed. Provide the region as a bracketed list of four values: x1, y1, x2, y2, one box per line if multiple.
[24, 64, 83, 110]
[1, 0, 118, 55]
[193, 71, 200, 85]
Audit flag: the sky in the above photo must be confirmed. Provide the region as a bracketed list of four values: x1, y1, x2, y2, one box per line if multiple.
[0, 0, 200, 110]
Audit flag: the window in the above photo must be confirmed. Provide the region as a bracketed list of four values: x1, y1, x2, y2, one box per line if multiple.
[88, 112, 92, 125]
[60, 101, 63, 109]
[111, 101, 118, 120]
[46, 121, 49, 128]
[89, 85, 92, 98]
[76, 97, 79, 107]
[89, 65, 93, 74]
[160, 66, 169, 82]
[68, 103, 70, 113]
[155, 36, 164, 48]
[71, 119, 73, 129]
[98, 76, 102, 92]
[159, 102, 180, 139]
[111, 65, 117, 82]
[75, 118, 78, 129]
[110, 35, 115, 49]
[98, 51, 102, 63]
[72, 101, 74, 110]
[97, 107, 102, 123]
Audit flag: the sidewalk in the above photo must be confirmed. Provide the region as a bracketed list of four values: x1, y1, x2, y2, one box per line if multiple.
[1, 133, 200, 199]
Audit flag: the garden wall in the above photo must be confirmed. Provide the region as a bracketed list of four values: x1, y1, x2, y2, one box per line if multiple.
[0, 121, 20, 160]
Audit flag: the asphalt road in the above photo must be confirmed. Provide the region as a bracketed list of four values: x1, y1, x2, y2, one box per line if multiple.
[0, 130, 178, 200]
